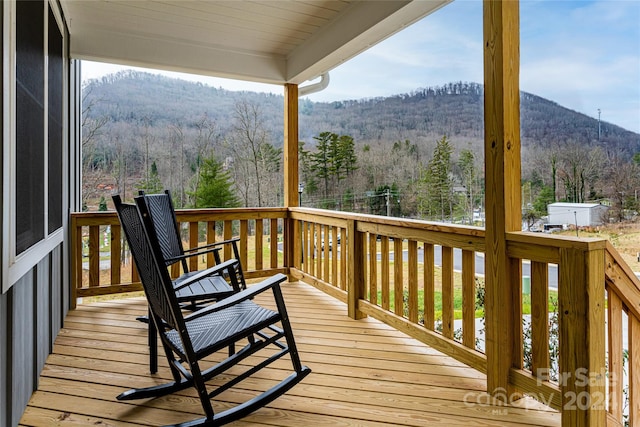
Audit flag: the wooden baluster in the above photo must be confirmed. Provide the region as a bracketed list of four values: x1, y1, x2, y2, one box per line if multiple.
[606, 291, 623, 421]
[270, 218, 278, 269]
[441, 246, 454, 339]
[240, 220, 248, 271]
[340, 228, 347, 291]
[331, 226, 339, 287]
[111, 224, 122, 286]
[206, 221, 216, 267]
[302, 222, 309, 273]
[369, 233, 378, 304]
[72, 221, 82, 303]
[408, 240, 418, 323]
[131, 261, 139, 284]
[315, 224, 322, 280]
[223, 220, 232, 260]
[511, 257, 523, 369]
[393, 238, 403, 316]
[189, 221, 198, 272]
[308, 222, 314, 275]
[462, 249, 476, 348]
[323, 225, 330, 282]
[531, 261, 549, 380]
[255, 219, 264, 271]
[423, 243, 435, 330]
[381, 236, 390, 311]
[89, 225, 100, 287]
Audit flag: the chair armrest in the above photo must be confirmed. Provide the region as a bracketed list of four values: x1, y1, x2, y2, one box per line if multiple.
[185, 273, 287, 321]
[172, 259, 240, 291]
[165, 246, 222, 264]
[182, 237, 240, 254]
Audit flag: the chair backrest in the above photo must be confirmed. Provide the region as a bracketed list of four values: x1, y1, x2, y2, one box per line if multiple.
[137, 190, 188, 271]
[112, 195, 182, 332]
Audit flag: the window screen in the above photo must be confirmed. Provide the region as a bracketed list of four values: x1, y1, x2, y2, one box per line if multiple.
[48, 7, 63, 233]
[15, 0, 45, 254]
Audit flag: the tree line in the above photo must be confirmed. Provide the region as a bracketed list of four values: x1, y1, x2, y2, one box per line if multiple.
[82, 72, 640, 224]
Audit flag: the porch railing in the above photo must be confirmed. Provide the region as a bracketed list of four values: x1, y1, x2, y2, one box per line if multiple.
[70, 206, 638, 426]
[70, 208, 287, 305]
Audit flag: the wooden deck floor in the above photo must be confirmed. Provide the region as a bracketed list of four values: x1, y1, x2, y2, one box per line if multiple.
[21, 281, 560, 426]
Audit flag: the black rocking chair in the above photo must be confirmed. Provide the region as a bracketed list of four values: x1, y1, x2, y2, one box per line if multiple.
[114, 194, 241, 373]
[113, 195, 311, 426]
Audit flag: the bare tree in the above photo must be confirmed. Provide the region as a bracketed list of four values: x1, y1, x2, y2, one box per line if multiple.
[556, 142, 602, 203]
[188, 114, 220, 207]
[603, 152, 640, 221]
[81, 85, 109, 209]
[168, 122, 187, 207]
[226, 99, 279, 207]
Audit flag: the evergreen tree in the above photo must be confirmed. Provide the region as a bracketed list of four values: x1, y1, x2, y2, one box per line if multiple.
[418, 135, 453, 221]
[98, 196, 108, 211]
[532, 185, 555, 217]
[310, 132, 333, 198]
[190, 157, 240, 208]
[308, 131, 357, 204]
[457, 149, 477, 224]
[337, 134, 358, 178]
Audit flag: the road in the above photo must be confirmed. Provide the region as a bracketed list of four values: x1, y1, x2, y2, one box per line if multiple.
[284, 242, 559, 289]
[384, 246, 559, 290]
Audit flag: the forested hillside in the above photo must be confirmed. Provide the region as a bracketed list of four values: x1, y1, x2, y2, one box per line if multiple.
[83, 71, 640, 223]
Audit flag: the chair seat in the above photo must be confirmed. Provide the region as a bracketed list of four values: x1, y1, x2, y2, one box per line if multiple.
[166, 300, 279, 357]
[174, 273, 234, 302]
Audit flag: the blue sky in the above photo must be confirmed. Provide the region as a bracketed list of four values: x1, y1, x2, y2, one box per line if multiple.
[83, 0, 640, 133]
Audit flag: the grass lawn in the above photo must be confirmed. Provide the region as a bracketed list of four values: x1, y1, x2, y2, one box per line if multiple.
[377, 286, 559, 322]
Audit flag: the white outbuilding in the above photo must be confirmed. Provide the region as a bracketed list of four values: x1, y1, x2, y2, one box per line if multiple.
[547, 202, 609, 227]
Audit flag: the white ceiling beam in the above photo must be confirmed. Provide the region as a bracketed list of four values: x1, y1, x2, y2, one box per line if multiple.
[70, 25, 288, 84]
[286, 0, 450, 84]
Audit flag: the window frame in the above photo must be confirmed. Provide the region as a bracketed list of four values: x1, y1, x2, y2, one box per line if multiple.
[2, 0, 67, 293]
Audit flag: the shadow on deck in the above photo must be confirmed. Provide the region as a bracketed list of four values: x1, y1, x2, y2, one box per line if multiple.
[21, 280, 559, 426]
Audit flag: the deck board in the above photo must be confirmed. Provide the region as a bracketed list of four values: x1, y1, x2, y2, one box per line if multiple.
[22, 281, 560, 426]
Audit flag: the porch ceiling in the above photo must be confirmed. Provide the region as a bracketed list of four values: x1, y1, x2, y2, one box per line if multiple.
[60, 0, 450, 85]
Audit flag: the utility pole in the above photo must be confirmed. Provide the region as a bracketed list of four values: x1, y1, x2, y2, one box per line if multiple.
[385, 188, 391, 217]
[598, 109, 601, 141]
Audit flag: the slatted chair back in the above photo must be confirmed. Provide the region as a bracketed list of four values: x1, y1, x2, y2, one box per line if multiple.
[138, 190, 188, 271]
[138, 189, 248, 290]
[113, 195, 183, 333]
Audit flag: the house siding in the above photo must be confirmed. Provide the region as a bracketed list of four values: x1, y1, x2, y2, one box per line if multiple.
[1, 1, 73, 424]
[547, 203, 608, 227]
[0, 291, 7, 427]
[11, 270, 35, 426]
[0, 246, 66, 426]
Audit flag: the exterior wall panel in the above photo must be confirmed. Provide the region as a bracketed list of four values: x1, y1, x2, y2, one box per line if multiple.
[51, 245, 63, 337]
[36, 255, 51, 373]
[3, 249, 65, 426]
[11, 270, 34, 427]
[0, 291, 8, 427]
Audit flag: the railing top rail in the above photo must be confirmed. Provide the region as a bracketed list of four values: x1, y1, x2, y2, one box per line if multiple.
[604, 240, 640, 319]
[176, 207, 288, 215]
[290, 207, 485, 238]
[71, 208, 288, 225]
[71, 211, 120, 226]
[175, 208, 287, 222]
[507, 230, 607, 251]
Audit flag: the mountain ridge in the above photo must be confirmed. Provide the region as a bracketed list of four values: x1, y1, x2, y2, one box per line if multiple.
[84, 71, 639, 157]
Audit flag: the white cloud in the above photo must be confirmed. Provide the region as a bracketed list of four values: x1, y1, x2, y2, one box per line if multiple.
[81, 0, 640, 133]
